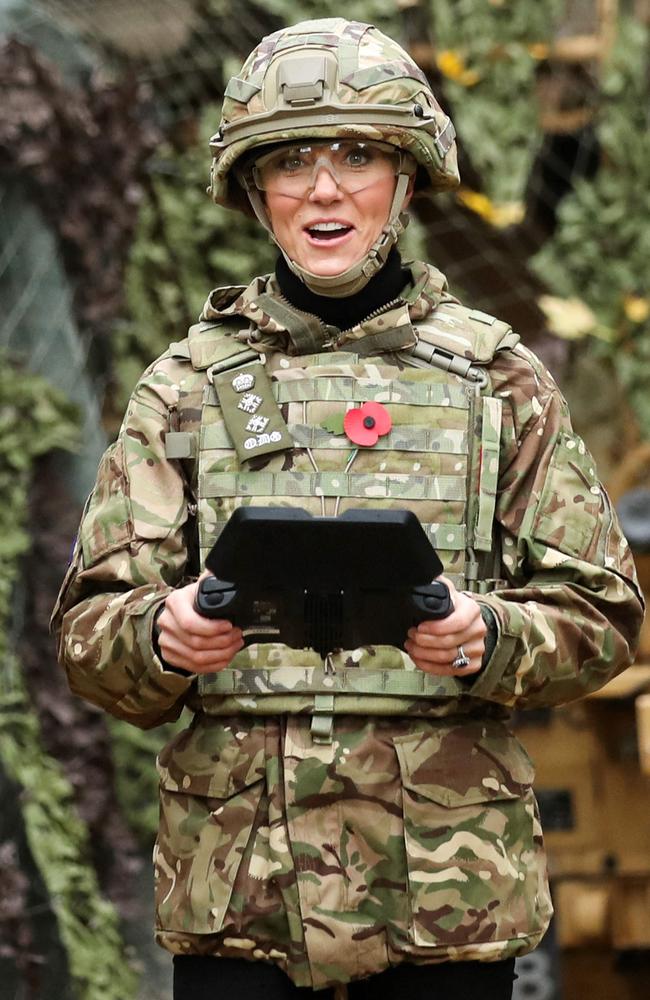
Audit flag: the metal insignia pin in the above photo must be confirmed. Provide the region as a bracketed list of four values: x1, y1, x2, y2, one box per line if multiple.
[232, 372, 256, 393]
[246, 414, 269, 433]
[238, 393, 263, 414]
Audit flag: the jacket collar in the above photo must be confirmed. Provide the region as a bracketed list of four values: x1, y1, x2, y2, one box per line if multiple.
[200, 261, 449, 356]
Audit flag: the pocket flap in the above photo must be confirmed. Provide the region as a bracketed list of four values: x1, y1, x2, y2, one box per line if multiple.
[156, 719, 265, 798]
[394, 721, 534, 808]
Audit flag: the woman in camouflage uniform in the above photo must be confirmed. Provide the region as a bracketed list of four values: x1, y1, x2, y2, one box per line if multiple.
[52, 19, 643, 1000]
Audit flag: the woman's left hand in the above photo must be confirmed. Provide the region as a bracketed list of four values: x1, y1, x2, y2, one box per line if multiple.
[404, 576, 486, 678]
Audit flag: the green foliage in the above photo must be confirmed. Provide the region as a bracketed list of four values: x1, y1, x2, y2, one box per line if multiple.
[427, 0, 563, 50]
[532, 15, 650, 436]
[0, 363, 78, 572]
[425, 0, 563, 202]
[0, 662, 138, 1000]
[253, 0, 397, 33]
[0, 357, 136, 1000]
[114, 105, 275, 408]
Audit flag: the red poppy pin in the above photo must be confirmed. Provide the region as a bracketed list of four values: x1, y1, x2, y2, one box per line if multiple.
[343, 401, 392, 447]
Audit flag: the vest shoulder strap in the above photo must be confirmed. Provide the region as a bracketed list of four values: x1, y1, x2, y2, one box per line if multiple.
[185, 319, 257, 372]
[413, 299, 520, 368]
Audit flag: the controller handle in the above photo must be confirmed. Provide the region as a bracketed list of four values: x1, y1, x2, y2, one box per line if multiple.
[194, 576, 238, 618]
[411, 580, 454, 623]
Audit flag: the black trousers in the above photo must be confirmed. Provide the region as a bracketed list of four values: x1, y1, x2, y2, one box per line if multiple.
[173, 955, 517, 1000]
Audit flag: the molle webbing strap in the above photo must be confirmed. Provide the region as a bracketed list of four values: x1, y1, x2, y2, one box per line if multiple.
[274, 378, 470, 408]
[201, 378, 470, 408]
[474, 396, 503, 551]
[223, 73, 263, 103]
[200, 421, 468, 455]
[311, 695, 336, 744]
[206, 518, 467, 551]
[200, 470, 467, 502]
[198, 666, 462, 699]
[337, 24, 363, 78]
[304, 351, 361, 365]
[274, 30, 341, 54]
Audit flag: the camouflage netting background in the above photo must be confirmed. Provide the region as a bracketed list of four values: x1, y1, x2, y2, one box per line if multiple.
[0, 0, 649, 997]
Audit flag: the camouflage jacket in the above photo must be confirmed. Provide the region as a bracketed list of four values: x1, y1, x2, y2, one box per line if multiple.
[52, 262, 643, 988]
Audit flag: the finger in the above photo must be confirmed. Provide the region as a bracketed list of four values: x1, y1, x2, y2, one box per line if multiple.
[165, 643, 243, 674]
[412, 607, 484, 637]
[159, 604, 238, 638]
[160, 634, 244, 668]
[160, 627, 243, 653]
[410, 658, 482, 678]
[407, 626, 485, 650]
[404, 638, 485, 665]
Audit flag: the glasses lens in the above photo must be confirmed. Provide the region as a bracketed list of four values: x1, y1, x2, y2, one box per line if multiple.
[253, 141, 399, 196]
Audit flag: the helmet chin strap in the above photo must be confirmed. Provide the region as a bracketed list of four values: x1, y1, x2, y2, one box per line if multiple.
[247, 172, 412, 299]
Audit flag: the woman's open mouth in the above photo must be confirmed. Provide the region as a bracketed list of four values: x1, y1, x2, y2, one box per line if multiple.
[304, 221, 355, 245]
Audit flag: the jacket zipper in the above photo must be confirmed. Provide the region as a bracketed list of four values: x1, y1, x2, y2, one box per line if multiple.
[275, 292, 407, 345]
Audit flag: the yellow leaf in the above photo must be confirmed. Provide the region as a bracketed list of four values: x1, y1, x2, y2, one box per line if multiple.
[456, 188, 524, 227]
[436, 50, 481, 87]
[436, 50, 466, 81]
[538, 295, 598, 339]
[623, 295, 650, 324]
[460, 69, 482, 87]
[528, 42, 550, 60]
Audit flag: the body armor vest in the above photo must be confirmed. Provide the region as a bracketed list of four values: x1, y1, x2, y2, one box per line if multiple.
[165, 296, 519, 731]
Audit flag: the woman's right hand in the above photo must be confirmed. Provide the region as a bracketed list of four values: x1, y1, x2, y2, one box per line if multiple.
[155, 580, 244, 675]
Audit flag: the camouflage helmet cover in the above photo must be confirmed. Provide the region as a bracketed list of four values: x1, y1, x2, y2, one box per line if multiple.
[209, 17, 459, 213]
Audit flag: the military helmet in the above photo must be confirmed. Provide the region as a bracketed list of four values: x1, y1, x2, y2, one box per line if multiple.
[209, 17, 459, 213]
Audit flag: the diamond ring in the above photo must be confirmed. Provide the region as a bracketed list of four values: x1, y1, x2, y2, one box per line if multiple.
[452, 645, 470, 669]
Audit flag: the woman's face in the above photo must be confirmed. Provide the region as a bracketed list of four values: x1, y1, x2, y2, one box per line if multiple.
[264, 149, 412, 277]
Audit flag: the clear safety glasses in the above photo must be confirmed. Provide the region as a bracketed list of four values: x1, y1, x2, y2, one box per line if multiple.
[250, 140, 405, 197]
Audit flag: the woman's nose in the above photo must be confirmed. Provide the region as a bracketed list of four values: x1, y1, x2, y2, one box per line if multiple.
[308, 165, 342, 202]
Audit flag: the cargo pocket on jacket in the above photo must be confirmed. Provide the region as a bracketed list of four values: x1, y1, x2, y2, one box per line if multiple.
[394, 724, 544, 949]
[532, 430, 607, 561]
[154, 723, 265, 935]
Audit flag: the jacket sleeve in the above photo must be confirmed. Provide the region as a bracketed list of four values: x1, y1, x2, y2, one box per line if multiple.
[51, 362, 196, 730]
[469, 343, 645, 709]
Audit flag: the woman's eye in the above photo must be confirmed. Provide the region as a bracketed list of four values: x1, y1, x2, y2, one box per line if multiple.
[346, 150, 370, 168]
[278, 155, 307, 173]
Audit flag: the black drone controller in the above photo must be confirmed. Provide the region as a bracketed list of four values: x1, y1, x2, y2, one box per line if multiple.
[194, 508, 453, 656]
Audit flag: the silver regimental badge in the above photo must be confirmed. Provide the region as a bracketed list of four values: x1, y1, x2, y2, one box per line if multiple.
[245, 414, 269, 433]
[238, 393, 263, 414]
[243, 429, 284, 451]
[232, 372, 255, 393]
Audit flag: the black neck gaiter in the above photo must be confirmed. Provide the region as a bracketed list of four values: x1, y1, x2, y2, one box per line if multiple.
[275, 249, 410, 331]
